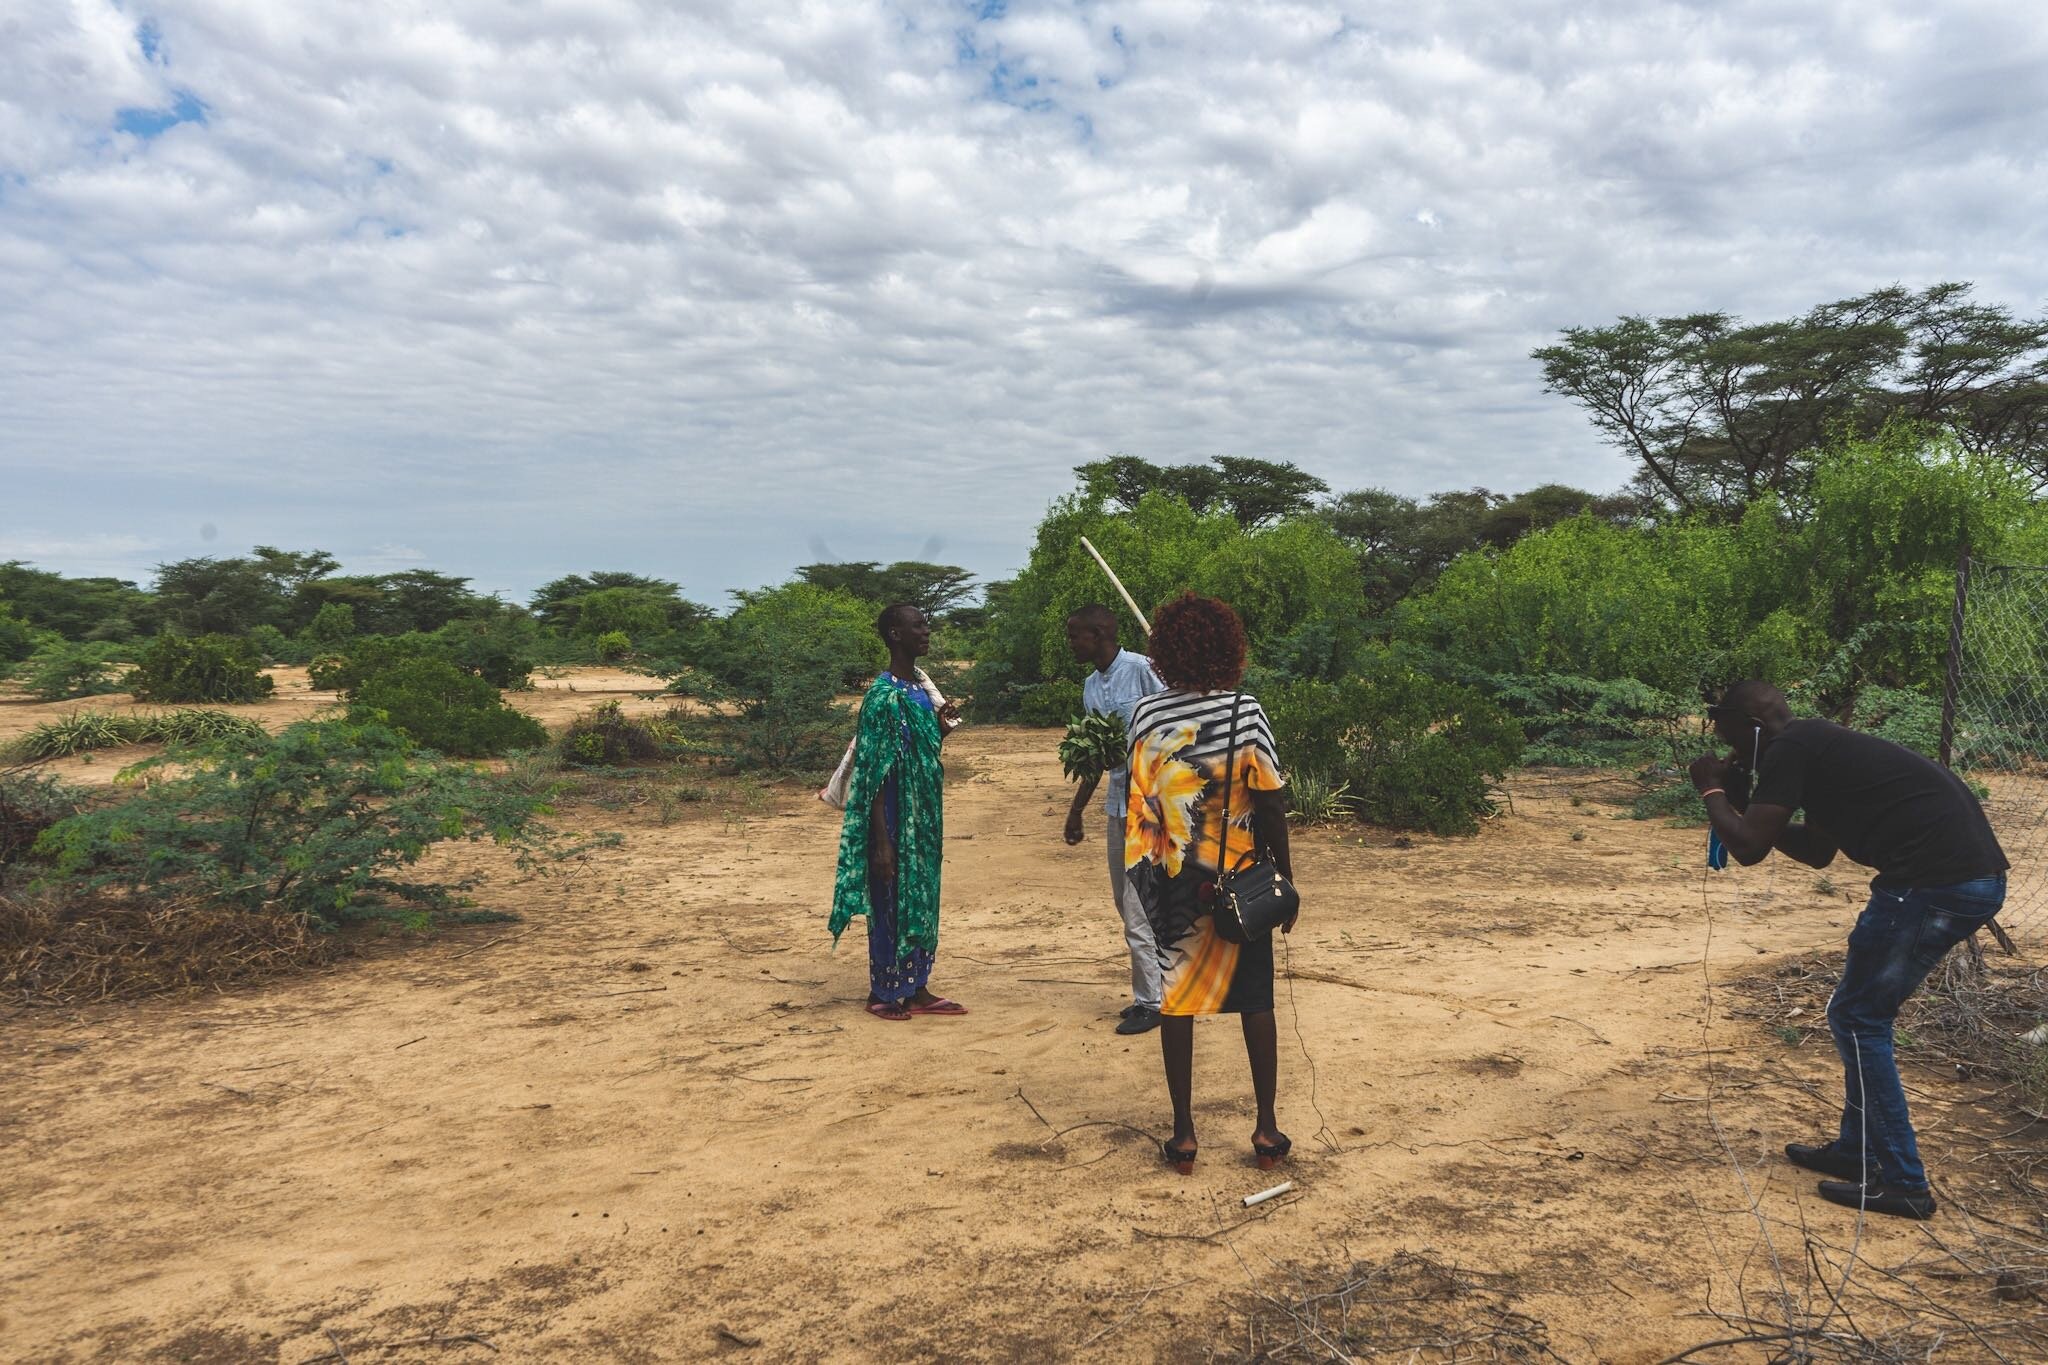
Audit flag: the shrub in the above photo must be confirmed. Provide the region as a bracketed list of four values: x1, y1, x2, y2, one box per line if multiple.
[1476, 673, 1694, 769]
[594, 629, 632, 661]
[347, 657, 546, 757]
[1018, 679, 1084, 728]
[676, 583, 878, 771]
[0, 608, 38, 665]
[8, 709, 269, 761]
[245, 624, 312, 666]
[127, 634, 274, 704]
[307, 633, 442, 694]
[144, 708, 270, 747]
[558, 700, 675, 767]
[966, 488, 1370, 719]
[1, 770, 81, 869]
[32, 718, 596, 927]
[19, 641, 129, 701]
[311, 623, 535, 694]
[1850, 685, 1944, 759]
[302, 602, 357, 650]
[10, 711, 141, 760]
[435, 611, 538, 689]
[1285, 773, 1357, 826]
[1629, 771, 1708, 825]
[1263, 654, 1523, 835]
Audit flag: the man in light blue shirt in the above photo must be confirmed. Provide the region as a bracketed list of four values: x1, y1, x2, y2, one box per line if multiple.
[1062, 604, 1167, 1034]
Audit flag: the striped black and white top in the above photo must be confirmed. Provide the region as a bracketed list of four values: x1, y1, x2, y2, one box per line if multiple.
[1127, 688, 1283, 779]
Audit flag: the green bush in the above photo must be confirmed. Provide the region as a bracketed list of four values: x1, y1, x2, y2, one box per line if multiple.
[0, 608, 37, 665]
[347, 657, 546, 758]
[9, 708, 269, 761]
[1, 770, 81, 869]
[10, 711, 141, 760]
[307, 633, 442, 694]
[1629, 769, 1708, 825]
[302, 602, 357, 650]
[245, 624, 303, 665]
[311, 622, 535, 694]
[594, 629, 632, 661]
[1017, 679, 1083, 728]
[675, 583, 879, 771]
[1476, 673, 1694, 768]
[1263, 655, 1523, 835]
[1850, 685, 1944, 759]
[966, 487, 1370, 719]
[434, 611, 538, 689]
[558, 700, 675, 766]
[20, 641, 129, 701]
[32, 719, 596, 927]
[127, 634, 274, 704]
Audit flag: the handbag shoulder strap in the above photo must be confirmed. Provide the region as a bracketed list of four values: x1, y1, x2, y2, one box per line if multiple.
[1213, 691, 1244, 873]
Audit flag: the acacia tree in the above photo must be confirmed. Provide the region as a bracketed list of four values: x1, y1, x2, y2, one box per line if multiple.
[1073, 455, 1330, 528]
[1319, 484, 1643, 613]
[1534, 282, 2048, 510]
[793, 561, 977, 619]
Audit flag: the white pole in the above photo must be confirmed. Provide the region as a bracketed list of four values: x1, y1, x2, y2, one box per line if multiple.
[1242, 1180, 1294, 1208]
[1079, 536, 1151, 638]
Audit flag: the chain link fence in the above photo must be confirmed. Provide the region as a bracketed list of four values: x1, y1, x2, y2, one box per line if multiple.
[1947, 557, 2048, 942]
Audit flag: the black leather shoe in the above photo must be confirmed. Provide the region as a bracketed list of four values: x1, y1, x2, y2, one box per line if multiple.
[1786, 1140, 1869, 1182]
[1817, 1179, 1936, 1220]
[1116, 1006, 1162, 1035]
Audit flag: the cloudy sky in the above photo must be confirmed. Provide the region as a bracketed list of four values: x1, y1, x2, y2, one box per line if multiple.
[4, 1, 2046, 604]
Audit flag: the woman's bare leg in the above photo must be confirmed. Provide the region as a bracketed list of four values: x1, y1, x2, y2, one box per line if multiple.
[1160, 1015, 1196, 1154]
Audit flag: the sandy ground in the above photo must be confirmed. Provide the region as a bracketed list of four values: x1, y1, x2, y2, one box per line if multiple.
[3, 673, 2044, 1361]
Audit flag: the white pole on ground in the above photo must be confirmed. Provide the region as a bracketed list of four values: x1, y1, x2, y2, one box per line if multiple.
[1079, 536, 1151, 637]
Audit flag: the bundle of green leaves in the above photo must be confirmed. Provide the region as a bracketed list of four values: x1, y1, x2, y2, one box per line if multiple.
[1058, 710, 1129, 782]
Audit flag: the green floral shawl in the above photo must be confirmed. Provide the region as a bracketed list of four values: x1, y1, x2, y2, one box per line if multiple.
[829, 675, 944, 954]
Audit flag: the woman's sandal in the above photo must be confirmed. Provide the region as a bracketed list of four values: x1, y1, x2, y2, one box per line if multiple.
[1161, 1138, 1197, 1176]
[908, 997, 968, 1016]
[865, 1001, 912, 1021]
[1253, 1134, 1293, 1171]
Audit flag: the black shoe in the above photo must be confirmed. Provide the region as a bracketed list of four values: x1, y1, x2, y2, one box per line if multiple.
[1119, 1003, 1143, 1019]
[1116, 1006, 1162, 1035]
[1786, 1140, 1870, 1182]
[1817, 1179, 1936, 1220]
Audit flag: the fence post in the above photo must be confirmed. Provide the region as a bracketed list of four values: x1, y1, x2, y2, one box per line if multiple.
[1939, 543, 2019, 955]
[1939, 542, 1970, 769]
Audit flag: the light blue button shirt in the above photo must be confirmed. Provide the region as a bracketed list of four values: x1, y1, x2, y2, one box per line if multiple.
[1081, 649, 1164, 819]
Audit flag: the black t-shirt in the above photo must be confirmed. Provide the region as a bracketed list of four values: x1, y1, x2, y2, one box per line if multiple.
[1749, 719, 2008, 889]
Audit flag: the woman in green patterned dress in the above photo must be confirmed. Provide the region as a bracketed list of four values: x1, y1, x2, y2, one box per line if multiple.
[828, 604, 966, 1020]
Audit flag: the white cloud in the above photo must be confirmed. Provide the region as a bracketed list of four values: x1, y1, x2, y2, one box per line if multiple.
[2, 0, 2046, 599]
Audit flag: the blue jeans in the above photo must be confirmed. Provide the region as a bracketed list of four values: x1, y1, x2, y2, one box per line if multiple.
[1827, 875, 2005, 1191]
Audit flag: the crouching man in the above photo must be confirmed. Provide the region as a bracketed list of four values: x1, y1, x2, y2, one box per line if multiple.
[1693, 681, 2008, 1220]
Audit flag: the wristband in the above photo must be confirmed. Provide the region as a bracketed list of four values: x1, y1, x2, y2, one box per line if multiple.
[1699, 788, 1726, 799]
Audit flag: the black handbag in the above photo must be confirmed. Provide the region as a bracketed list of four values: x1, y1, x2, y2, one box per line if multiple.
[1209, 691, 1300, 944]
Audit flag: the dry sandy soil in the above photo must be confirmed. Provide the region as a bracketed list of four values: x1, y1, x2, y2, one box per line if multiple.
[3, 671, 2044, 1362]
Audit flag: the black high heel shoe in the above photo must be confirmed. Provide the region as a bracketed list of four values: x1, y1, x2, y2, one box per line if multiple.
[1253, 1133, 1292, 1171]
[1161, 1137, 1197, 1176]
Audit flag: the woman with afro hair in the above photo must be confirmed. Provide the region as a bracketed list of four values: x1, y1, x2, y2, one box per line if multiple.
[1122, 591, 1296, 1173]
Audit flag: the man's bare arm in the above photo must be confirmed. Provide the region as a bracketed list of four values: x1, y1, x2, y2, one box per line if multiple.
[1773, 820, 1839, 869]
[1704, 797, 1794, 867]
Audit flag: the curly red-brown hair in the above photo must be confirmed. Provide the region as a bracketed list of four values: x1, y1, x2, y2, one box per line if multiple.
[1147, 591, 1247, 691]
